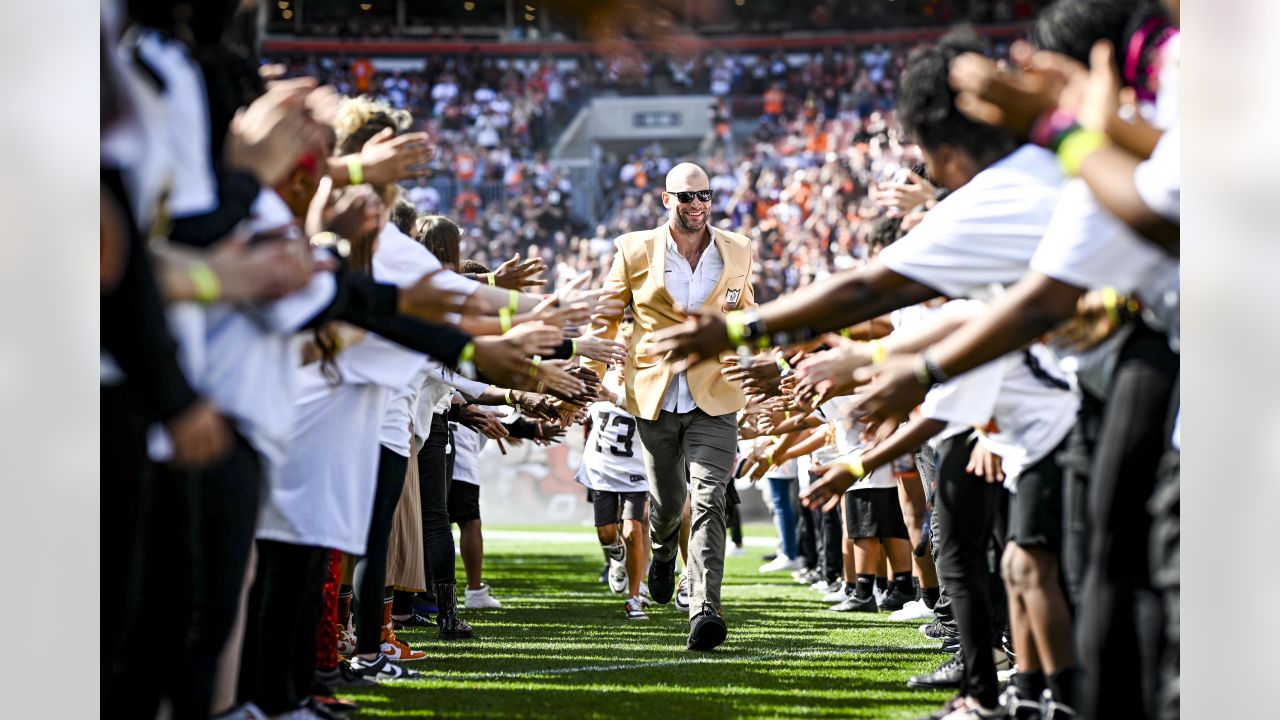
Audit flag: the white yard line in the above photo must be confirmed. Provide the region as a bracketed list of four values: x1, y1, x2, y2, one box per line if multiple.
[443, 645, 939, 681]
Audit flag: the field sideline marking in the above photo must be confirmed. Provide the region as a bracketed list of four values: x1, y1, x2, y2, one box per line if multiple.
[443, 645, 939, 681]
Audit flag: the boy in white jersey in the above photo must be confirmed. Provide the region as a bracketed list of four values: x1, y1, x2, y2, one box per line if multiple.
[577, 368, 652, 620]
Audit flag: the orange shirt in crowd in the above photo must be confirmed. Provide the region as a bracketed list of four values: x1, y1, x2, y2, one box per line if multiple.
[763, 88, 785, 116]
[352, 59, 373, 94]
[454, 152, 476, 183]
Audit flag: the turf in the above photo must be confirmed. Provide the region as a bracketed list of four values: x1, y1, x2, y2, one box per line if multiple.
[343, 525, 953, 718]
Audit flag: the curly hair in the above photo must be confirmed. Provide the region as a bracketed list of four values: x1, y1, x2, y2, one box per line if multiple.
[897, 28, 1020, 165]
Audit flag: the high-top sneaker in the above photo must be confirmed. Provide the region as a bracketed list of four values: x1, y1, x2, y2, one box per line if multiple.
[434, 582, 475, 640]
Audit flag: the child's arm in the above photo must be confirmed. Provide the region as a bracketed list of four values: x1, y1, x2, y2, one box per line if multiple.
[800, 416, 946, 512]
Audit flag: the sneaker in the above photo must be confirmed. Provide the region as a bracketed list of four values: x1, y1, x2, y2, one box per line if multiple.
[727, 544, 746, 557]
[992, 646, 1013, 672]
[624, 596, 650, 620]
[907, 652, 964, 690]
[350, 652, 420, 681]
[1040, 689, 1078, 719]
[921, 619, 959, 640]
[607, 559, 628, 594]
[639, 581, 650, 598]
[647, 555, 678, 604]
[889, 599, 938, 622]
[598, 560, 610, 584]
[687, 603, 728, 651]
[874, 585, 888, 607]
[822, 585, 853, 603]
[937, 703, 1008, 719]
[307, 695, 359, 718]
[604, 541, 625, 562]
[392, 611, 434, 630]
[674, 574, 691, 613]
[314, 660, 375, 689]
[335, 625, 356, 657]
[464, 584, 503, 609]
[830, 594, 878, 612]
[880, 586, 914, 612]
[380, 628, 427, 662]
[758, 555, 804, 573]
[791, 566, 817, 583]
[998, 686, 1042, 720]
[812, 579, 843, 594]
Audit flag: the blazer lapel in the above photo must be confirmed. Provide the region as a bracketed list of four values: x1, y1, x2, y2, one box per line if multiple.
[701, 230, 739, 311]
[650, 226, 678, 308]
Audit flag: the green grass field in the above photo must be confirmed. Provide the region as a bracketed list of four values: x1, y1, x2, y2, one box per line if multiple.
[342, 525, 951, 719]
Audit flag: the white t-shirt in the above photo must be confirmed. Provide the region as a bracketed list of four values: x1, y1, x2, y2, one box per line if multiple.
[817, 396, 896, 490]
[448, 421, 483, 486]
[1134, 122, 1180, 224]
[921, 345, 1079, 489]
[878, 145, 1063, 301]
[371, 223, 481, 456]
[577, 401, 650, 493]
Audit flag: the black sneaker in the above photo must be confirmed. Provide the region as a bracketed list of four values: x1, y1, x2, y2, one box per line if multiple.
[830, 594, 878, 612]
[349, 652, 420, 682]
[999, 686, 1042, 720]
[920, 618, 959, 640]
[907, 651, 964, 690]
[314, 659, 375, 689]
[392, 611, 434, 630]
[648, 555, 678, 605]
[1039, 689, 1078, 719]
[941, 635, 962, 654]
[880, 586, 913, 612]
[687, 604, 728, 651]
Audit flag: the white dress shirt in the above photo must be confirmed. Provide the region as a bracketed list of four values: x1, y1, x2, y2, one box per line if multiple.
[660, 226, 724, 413]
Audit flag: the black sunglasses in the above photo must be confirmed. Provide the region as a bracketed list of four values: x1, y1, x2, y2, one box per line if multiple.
[667, 189, 713, 204]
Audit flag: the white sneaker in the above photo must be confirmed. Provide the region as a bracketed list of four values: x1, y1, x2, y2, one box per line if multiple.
[336, 624, 356, 657]
[888, 599, 937, 622]
[639, 581, 650, 598]
[812, 579, 842, 594]
[464, 584, 503, 609]
[758, 555, 804, 573]
[607, 558, 628, 594]
[674, 574, 691, 612]
[822, 585, 852, 603]
[727, 544, 746, 557]
[624, 595, 650, 620]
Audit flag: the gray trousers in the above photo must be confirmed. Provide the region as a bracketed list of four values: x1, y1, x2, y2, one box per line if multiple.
[636, 408, 738, 618]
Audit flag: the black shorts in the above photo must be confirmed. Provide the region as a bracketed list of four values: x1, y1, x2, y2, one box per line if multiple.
[843, 487, 910, 540]
[590, 489, 648, 527]
[447, 481, 481, 524]
[1005, 442, 1066, 553]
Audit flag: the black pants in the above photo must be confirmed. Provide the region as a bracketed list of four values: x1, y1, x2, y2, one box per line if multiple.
[101, 386, 154, 712]
[354, 445, 409, 654]
[106, 427, 261, 720]
[1058, 391, 1104, 611]
[816, 506, 844, 584]
[1078, 323, 1178, 720]
[419, 412, 456, 585]
[934, 433, 1005, 708]
[239, 540, 328, 715]
[797, 499, 819, 570]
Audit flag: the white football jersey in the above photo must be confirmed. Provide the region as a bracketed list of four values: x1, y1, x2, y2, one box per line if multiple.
[577, 401, 650, 493]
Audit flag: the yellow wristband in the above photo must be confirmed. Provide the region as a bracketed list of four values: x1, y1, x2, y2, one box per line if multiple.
[344, 155, 364, 185]
[1101, 287, 1122, 326]
[571, 338, 578, 358]
[784, 411, 792, 420]
[843, 450, 866, 480]
[507, 289, 520, 315]
[1057, 128, 1108, 176]
[529, 355, 542, 376]
[765, 452, 775, 467]
[499, 308, 513, 333]
[188, 261, 221, 304]
[839, 328, 852, 338]
[726, 311, 746, 347]
[505, 388, 515, 406]
[869, 338, 888, 365]
[486, 273, 497, 287]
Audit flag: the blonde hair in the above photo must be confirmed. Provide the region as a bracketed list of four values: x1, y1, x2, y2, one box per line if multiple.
[333, 96, 412, 155]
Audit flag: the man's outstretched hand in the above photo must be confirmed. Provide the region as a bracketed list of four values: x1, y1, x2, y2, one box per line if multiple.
[651, 308, 732, 374]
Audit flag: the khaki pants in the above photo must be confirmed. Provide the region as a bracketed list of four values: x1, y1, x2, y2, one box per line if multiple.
[636, 408, 737, 618]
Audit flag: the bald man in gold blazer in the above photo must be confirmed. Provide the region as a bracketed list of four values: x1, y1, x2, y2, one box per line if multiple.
[587, 163, 754, 651]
